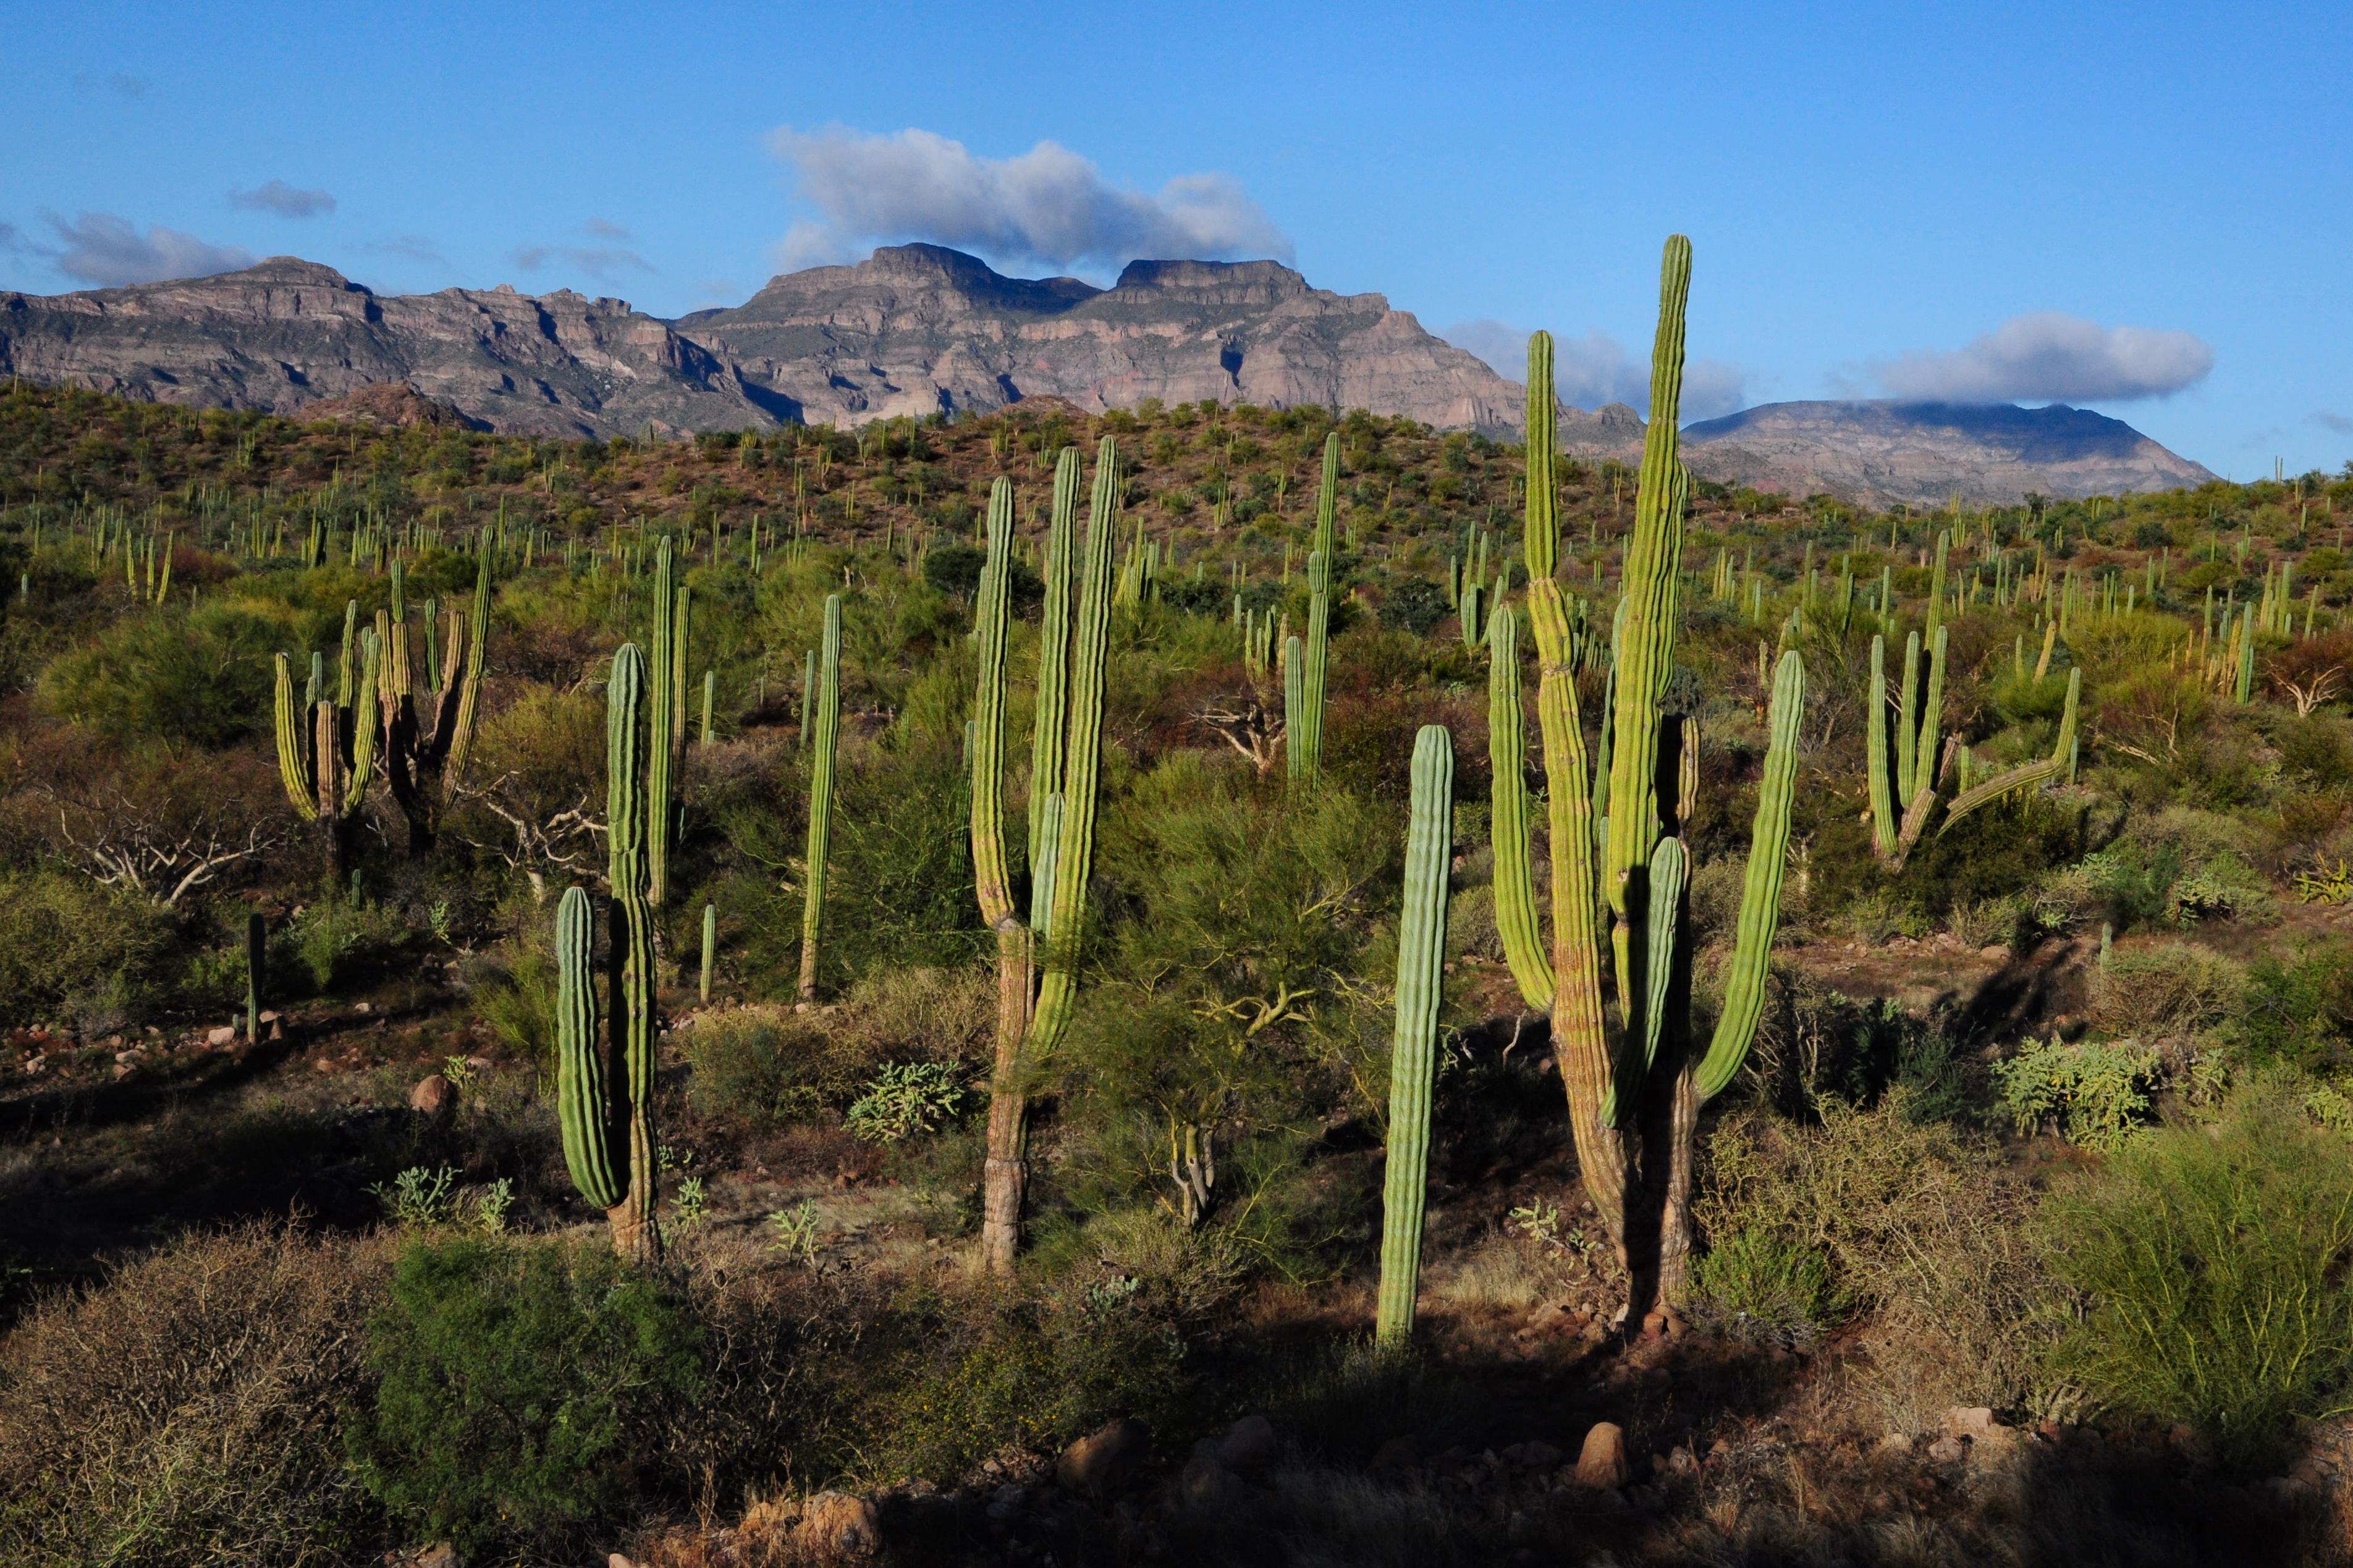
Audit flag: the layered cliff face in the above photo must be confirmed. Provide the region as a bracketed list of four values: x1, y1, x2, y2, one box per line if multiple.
[677, 243, 1524, 432]
[0, 258, 785, 437]
[1679, 400, 2220, 507]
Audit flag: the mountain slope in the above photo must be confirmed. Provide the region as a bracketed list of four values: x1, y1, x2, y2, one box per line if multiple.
[678, 243, 1521, 431]
[1679, 400, 2218, 506]
[0, 258, 785, 438]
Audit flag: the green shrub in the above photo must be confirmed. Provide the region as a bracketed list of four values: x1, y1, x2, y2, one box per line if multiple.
[2238, 942, 2353, 1073]
[0, 869, 177, 1029]
[348, 1236, 703, 1552]
[845, 1062, 967, 1142]
[2042, 1094, 2353, 1463]
[2087, 942, 2245, 1041]
[1692, 1226, 1846, 1338]
[288, 891, 413, 993]
[1993, 1036, 2160, 1150]
[38, 601, 288, 748]
[683, 1004, 848, 1126]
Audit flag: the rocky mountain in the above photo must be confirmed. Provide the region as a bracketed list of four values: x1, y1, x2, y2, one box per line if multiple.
[0, 250, 2218, 504]
[1676, 400, 2218, 507]
[676, 243, 1520, 431]
[0, 258, 787, 438]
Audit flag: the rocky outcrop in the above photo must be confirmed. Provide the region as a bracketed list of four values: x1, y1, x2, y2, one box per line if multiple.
[0, 258, 786, 439]
[678, 243, 1523, 432]
[1679, 400, 2218, 507]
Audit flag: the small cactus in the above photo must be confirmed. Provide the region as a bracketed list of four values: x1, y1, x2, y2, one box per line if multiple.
[798, 594, 843, 1001]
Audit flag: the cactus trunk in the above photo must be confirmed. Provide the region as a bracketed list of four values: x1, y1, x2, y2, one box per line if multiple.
[798, 595, 842, 1001]
[245, 912, 266, 1042]
[1375, 725, 1453, 1347]
[699, 901, 716, 1003]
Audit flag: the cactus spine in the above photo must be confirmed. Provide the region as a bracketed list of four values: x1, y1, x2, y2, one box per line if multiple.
[798, 594, 842, 1001]
[1375, 724, 1453, 1347]
[972, 442, 1120, 1271]
[1490, 238, 1807, 1307]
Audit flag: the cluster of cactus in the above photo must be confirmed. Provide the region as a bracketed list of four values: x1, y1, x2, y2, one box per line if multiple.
[555, 641, 662, 1262]
[269, 548, 492, 859]
[970, 441, 1119, 1271]
[1490, 237, 1807, 1305]
[798, 594, 843, 1001]
[1864, 615, 1951, 871]
[1375, 723, 1453, 1347]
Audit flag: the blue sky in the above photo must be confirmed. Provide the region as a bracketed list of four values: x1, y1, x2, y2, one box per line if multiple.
[3, 1, 2346, 476]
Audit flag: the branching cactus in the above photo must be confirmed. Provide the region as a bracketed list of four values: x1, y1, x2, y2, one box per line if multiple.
[1940, 666, 2081, 832]
[1865, 624, 1956, 870]
[1490, 237, 1808, 1311]
[798, 594, 843, 1001]
[555, 641, 664, 1262]
[1375, 723, 1453, 1348]
[970, 441, 1120, 1272]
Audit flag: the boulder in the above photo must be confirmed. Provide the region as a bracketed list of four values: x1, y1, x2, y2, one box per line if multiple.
[1215, 1413, 1279, 1473]
[1178, 1454, 1245, 1509]
[410, 1073, 457, 1116]
[1574, 1422, 1630, 1488]
[793, 1491, 879, 1559]
[1057, 1418, 1146, 1494]
[206, 1024, 237, 1046]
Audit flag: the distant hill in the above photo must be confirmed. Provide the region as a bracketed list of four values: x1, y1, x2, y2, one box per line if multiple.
[0, 250, 2216, 504]
[1677, 400, 2218, 507]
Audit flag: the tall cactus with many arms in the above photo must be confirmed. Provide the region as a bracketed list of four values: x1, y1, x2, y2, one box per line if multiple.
[1490, 237, 1807, 1307]
[798, 594, 843, 1001]
[970, 442, 1120, 1271]
[1865, 624, 1955, 870]
[1375, 724, 1454, 1347]
[555, 642, 662, 1262]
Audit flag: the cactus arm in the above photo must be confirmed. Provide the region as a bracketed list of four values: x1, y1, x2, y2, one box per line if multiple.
[1895, 630, 1921, 805]
[555, 883, 624, 1211]
[672, 582, 691, 757]
[1375, 723, 1453, 1348]
[1865, 634, 1898, 862]
[340, 631, 381, 819]
[1028, 793, 1064, 936]
[1912, 624, 1948, 806]
[442, 548, 491, 784]
[272, 654, 319, 822]
[971, 478, 1018, 929]
[1314, 431, 1340, 577]
[1639, 834, 1686, 1079]
[1028, 447, 1080, 856]
[1697, 649, 1804, 1100]
[647, 538, 675, 905]
[1283, 634, 1308, 782]
[1523, 333, 1557, 582]
[1027, 437, 1119, 1056]
[699, 902, 717, 1003]
[701, 670, 716, 746]
[1486, 606, 1554, 1011]
[1303, 549, 1330, 777]
[798, 594, 843, 1001]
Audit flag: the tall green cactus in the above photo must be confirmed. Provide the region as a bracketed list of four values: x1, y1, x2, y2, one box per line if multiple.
[1282, 634, 1309, 783]
[798, 594, 842, 1001]
[1865, 623, 1952, 870]
[1375, 724, 1453, 1347]
[245, 912, 266, 1043]
[648, 538, 677, 904]
[555, 641, 662, 1261]
[699, 901, 717, 1003]
[1489, 237, 1807, 1307]
[1288, 432, 1341, 780]
[971, 443, 1120, 1272]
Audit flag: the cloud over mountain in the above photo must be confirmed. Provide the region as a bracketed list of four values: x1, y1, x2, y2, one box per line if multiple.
[45, 213, 255, 287]
[766, 125, 1291, 274]
[1877, 311, 2213, 403]
[228, 180, 336, 219]
[1442, 319, 1746, 421]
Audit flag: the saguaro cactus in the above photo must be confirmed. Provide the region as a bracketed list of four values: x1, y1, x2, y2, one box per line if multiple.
[1490, 238, 1808, 1309]
[798, 594, 842, 1001]
[971, 440, 1119, 1272]
[1375, 724, 1453, 1348]
[554, 642, 662, 1262]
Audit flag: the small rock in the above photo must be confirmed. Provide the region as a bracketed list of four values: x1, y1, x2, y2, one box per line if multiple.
[1574, 1422, 1630, 1488]
[738, 1496, 798, 1540]
[608, 1555, 638, 1568]
[410, 1073, 457, 1116]
[259, 1010, 280, 1024]
[206, 1024, 237, 1047]
[114, 1048, 142, 1064]
[1178, 1454, 1245, 1509]
[1216, 1414, 1278, 1473]
[383, 1548, 459, 1568]
[1927, 1436, 1966, 1464]
[1979, 944, 2009, 960]
[984, 1483, 1027, 1523]
[354, 1001, 372, 1014]
[794, 1490, 879, 1559]
[1664, 1446, 1698, 1477]
[1057, 1417, 1146, 1494]
[1939, 1407, 2001, 1439]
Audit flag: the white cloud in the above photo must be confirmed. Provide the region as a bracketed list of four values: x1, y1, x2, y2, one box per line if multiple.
[766, 125, 1290, 273]
[229, 180, 336, 219]
[1877, 311, 2212, 403]
[46, 212, 253, 287]
[1442, 320, 1747, 421]
[2310, 411, 2353, 438]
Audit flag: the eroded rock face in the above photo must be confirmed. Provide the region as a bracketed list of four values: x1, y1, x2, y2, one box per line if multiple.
[0, 258, 785, 439]
[677, 243, 1526, 432]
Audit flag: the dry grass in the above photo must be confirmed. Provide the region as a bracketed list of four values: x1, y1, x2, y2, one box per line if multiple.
[0, 1221, 391, 1566]
[2087, 940, 2245, 1041]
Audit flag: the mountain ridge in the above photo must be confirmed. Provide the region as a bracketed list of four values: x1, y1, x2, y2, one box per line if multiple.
[0, 247, 2214, 504]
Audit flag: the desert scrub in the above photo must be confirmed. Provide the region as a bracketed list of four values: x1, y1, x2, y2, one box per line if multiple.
[1691, 1226, 1847, 1341]
[2086, 940, 2245, 1042]
[2236, 940, 2353, 1073]
[2041, 1089, 2353, 1463]
[0, 1223, 390, 1566]
[1994, 1035, 2161, 1150]
[0, 867, 177, 1028]
[845, 1061, 966, 1142]
[347, 1234, 703, 1553]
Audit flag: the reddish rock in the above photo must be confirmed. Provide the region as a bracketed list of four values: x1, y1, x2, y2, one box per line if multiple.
[1574, 1422, 1630, 1488]
[1057, 1418, 1146, 1494]
[409, 1073, 457, 1116]
[793, 1491, 879, 1559]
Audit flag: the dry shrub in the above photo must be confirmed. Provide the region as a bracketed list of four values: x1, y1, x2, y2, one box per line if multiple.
[2087, 940, 2245, 1042]
[1699, 1101, 2057, 1429]
[0, 1222, 390, 1565]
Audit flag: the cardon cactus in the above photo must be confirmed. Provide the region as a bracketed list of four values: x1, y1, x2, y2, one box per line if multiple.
[1490, 237, 1807, 1308]
[1940, 666, 2082, 831]
[245, 912, 266, 1043]
[552, 641, 661, 1261]
[699, 901, 717, 1003]
[970, 442, 1120, 1272]
[798, 593, 843, 1001]
[1375, 723, 1454, 1347]
[1866, 623, 1954, 870]
[647, 537, 677, 904]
